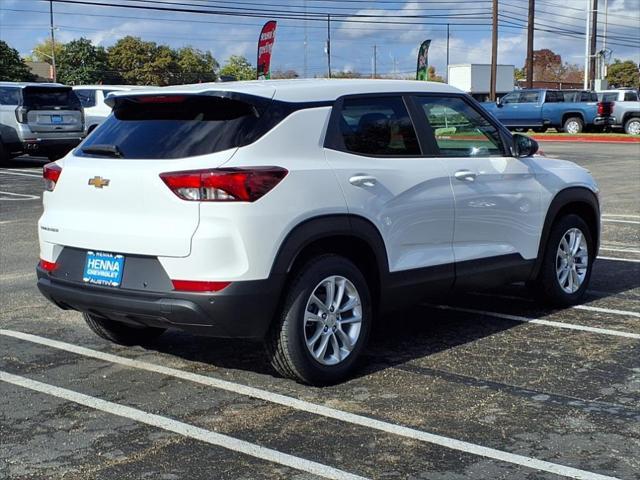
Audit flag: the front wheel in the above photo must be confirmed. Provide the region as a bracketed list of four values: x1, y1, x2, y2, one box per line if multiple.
[531, 214, 594, 306]
[83, 313, 166, 345]
[624, 117, 640, 135]
[265, 254, 372, 385]
[563, 116, 584, 134]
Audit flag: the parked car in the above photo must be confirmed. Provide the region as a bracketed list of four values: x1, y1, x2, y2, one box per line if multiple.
[482, 88, 613, 133]
[73, 85, 148, 134]
[36, 79, 600, 385]
[0, 82, 85, 163]
[597, 89, 640, 135]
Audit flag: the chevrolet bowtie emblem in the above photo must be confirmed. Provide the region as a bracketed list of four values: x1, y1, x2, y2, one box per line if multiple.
[88, 176, 110, 189]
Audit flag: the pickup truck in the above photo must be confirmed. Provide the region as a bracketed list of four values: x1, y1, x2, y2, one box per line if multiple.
[482, 89, 613, 134]
[598, 89, 640, 135]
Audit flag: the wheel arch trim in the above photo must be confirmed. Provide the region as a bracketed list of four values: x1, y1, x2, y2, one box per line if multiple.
[531, 186, 600, 280]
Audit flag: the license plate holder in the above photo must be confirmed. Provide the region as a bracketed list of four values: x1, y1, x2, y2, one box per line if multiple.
[83, 251, 125, 287]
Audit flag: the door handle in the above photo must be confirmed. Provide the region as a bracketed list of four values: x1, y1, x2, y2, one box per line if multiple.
[454, 170, 477, 182]
[349, 175, 378, 188]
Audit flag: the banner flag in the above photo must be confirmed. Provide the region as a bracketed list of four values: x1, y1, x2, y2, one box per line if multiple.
[416, 40, 431, 81]
[257, 20, 277, 79]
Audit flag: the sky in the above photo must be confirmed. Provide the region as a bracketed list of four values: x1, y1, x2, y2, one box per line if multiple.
[1, 0, 638, 78]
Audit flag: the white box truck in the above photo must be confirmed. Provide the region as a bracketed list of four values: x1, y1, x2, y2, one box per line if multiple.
[447, 64, 515, 101]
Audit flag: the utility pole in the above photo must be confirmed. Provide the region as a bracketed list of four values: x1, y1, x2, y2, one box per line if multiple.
[49, 0, 57, 82]
[526, 0, 535, 88]
[303, 0, 308, 78]
[583, 0, 591, 89]
[490, 0, 498, 101]
[327, 13, 331, 79]
[589, 0, 598, 89]
[373, 45, 377, 79]
[446, 23, 450, 82]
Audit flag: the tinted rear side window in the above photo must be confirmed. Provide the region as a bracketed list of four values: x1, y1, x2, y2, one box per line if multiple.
[623, 91, 638, 101]
[78, 95, 272, 159]
[23, 87, 82, 110]
[600, 92, 618, 102]
[338, 96, 420, 156]
[0, 87, 21, 105]
[75, 89, 96, 107]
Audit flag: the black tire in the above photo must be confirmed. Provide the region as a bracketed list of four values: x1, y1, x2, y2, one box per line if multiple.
[531, 214, 594, 306]
[265, 254, 372, 385]
[624, 117, 640, 135]
[512, 127, 527, 133]
[533, 127, 548, 133]
[562, 116, 583, 134]
[83, 313, 166, 345]
[0, 142, 9, 166]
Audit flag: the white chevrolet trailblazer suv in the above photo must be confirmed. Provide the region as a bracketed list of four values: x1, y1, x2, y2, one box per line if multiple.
[37, 80, 600, 385]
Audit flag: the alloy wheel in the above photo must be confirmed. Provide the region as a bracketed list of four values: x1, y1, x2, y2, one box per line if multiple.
[555, 227, 589, 294]
[303, 275, 362, 366]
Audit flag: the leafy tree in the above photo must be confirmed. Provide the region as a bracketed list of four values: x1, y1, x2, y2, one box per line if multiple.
[427, 65, 445, 82]
[107, 36, 176, 85]
[56, 38, 112, 85]
[328, 70, 363, 79]
[607, 59, 640, 89]
[174, 46, 218, 84]
[531, 48, 563, 81]
[28, 38, 65, 65]
[514, 67, 525, 80]
[219, 55, 255, 81]
[0, 41, 35, 81]
[271, 69, 299, 79]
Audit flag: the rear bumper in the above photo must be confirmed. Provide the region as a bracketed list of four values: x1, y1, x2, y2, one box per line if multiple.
[593, 116, 615, 126]
[37, 266, 284, 340]
[22, 137, 83, 154]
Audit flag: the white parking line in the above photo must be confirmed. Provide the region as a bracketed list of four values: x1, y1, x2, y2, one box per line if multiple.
[467, 292, 640, 318]
[0, 191, 40, 200]
[0, 170, 41, 178]
[602, 219, 640, 225]
[0, 370, 367, 480]
[597, 256, 640, 264]
[0, 329, 622, 480]
[600, 247, 640, 254]
[602, 214, 640, 219]
[423, 305, 640, 339]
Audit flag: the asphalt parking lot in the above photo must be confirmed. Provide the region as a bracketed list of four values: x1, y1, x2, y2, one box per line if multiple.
[1, 142, 639, 480]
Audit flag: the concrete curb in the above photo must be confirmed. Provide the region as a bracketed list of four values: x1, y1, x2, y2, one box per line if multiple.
[531, 135, 640, 144]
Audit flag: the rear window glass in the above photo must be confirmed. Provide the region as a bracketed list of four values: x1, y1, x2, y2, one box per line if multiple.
[339, 96, 420, 156]
[600, 92, 618, 102]
[23, 87, 82, 110]
[77, 95, 270, 159]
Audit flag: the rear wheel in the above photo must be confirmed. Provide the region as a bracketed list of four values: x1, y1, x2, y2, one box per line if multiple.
[266, 254, 372, 385]
[83, 313, 166, 345]
[531, 214, 594, 306]
[562, 116, 584, 134]
[624, 117, 640, 135]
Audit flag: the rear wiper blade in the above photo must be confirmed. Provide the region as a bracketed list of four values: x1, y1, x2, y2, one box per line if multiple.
[81, 144, 123, 158]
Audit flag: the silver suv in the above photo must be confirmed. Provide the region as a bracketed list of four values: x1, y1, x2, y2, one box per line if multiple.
[0, 82, 85, 163]
[597, 89, 640, 135]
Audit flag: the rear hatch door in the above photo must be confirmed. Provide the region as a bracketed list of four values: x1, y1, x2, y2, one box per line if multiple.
[39, 91, 274, 258]
[24, 86, 84, 133]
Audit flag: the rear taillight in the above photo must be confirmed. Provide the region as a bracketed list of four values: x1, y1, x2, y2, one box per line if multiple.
[15, 106, 28, 123]
[160, 167, 288, 202]
[43, 163, 62, 191]
[171, 280, 231, 292]
[597, 101, 613, 116]
[39, 259, 58, 272]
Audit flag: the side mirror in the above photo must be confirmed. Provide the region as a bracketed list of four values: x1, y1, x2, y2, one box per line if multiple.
[512, 133, 539, 158]
[496, 98, 503, 107]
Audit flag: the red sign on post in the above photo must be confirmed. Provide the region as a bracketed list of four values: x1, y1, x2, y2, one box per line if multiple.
[257, 20, 277, 80]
